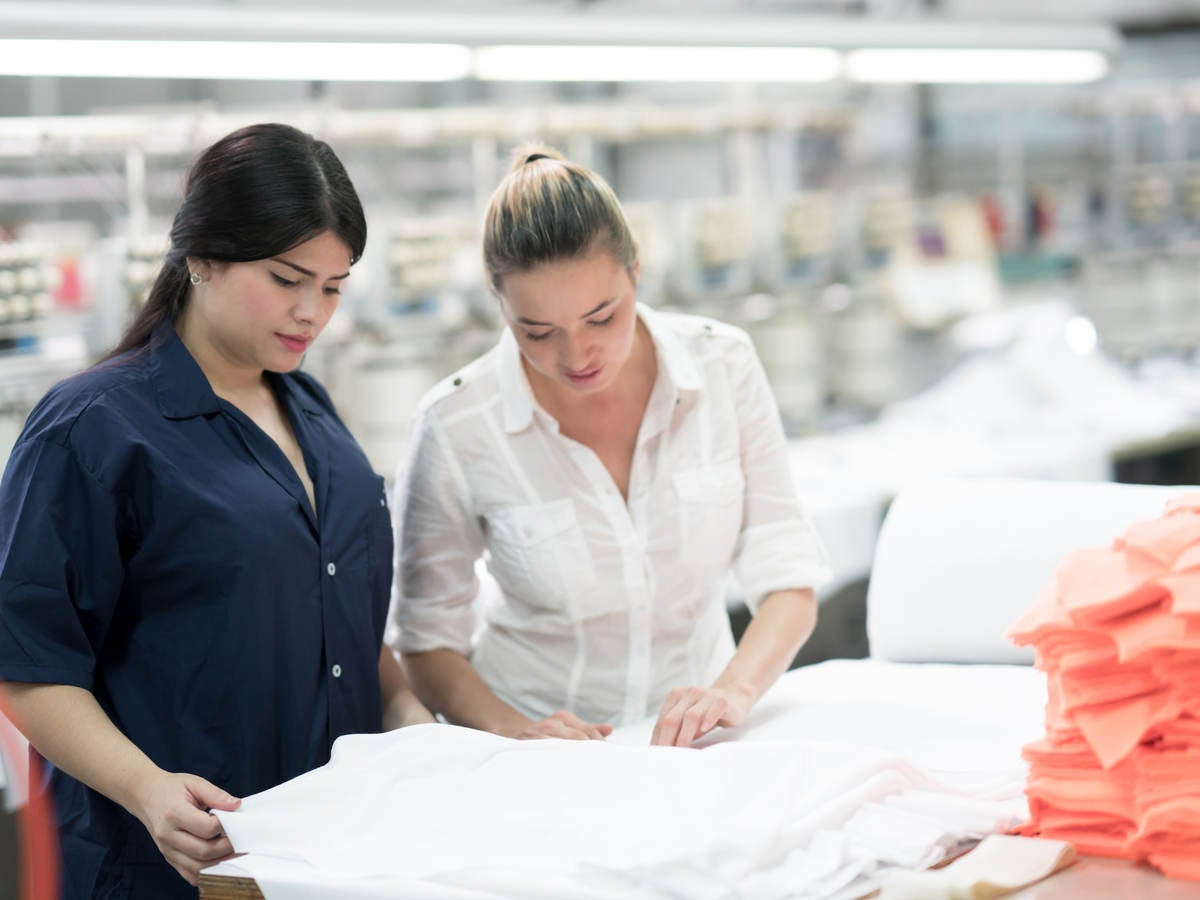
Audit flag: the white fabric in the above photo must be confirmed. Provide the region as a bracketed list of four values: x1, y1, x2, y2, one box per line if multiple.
[866, 478, 1196, 664]
[211, 660, 1045, 900]
[389, 304, 831, 725]
[879, 834, 1076, 900]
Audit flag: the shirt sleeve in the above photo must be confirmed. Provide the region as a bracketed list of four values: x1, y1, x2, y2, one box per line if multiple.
[0, 437, 126, 689]
[387, 408, 485, 656]
[726, 338, 832, 612]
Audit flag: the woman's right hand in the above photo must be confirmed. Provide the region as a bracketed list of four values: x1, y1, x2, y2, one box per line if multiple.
[510, 709, 612, 741]
[131, 770, 242, 886]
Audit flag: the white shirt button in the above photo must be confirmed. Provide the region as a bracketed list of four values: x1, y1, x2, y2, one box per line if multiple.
[327, 562, 336, 576]
[380, 498, 386, 507]
[331, 664, 342, 678]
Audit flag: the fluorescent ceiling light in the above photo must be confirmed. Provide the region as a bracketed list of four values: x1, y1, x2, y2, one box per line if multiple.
[845, 49, 1110, 84]
[0, 39, 472, 81]
[474, 45, 842, 83]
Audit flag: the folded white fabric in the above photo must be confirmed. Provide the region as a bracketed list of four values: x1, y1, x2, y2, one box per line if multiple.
[879, 834, 1076, 900]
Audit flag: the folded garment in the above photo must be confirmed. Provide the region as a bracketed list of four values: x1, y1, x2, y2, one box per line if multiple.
[1055, 664, 1160, 712]
[1104, 603, 1190, 661]
[1132, 799, 1200, 882]
[878, 834, 1076, 900]
[1072, 690, 1179, 769]
[1160, 571, 1200, 615]
[1011, 498, 1200, 881]
[1122, 514, 1200, 567]
[1056, 546, 1166, 625]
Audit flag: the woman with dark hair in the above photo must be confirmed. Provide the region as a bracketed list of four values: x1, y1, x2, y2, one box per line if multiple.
[0, 123, 431, 898]
[392, 145, 830, 748]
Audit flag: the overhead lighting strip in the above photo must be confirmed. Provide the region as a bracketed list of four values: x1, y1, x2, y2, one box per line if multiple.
[0, 38, 1114, 85]
[0, 39, 473, 82]
[845, 49, 1110, 84]
[473, 45, 842, 83]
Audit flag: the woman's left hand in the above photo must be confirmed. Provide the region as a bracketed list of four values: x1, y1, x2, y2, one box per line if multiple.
[650, 684, 754, 747]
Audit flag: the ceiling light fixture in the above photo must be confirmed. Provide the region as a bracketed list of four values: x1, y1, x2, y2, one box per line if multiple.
[0, 39, 473, 82]
[845, 49, 1110, 84]
[473, 45, 842, 83]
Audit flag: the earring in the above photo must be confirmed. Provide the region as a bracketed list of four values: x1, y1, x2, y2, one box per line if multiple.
[189, 272, 203, 286]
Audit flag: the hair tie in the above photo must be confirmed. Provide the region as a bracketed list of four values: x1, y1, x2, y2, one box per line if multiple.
[524, 153, 551, 165]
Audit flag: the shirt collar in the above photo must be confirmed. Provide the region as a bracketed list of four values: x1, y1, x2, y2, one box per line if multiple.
[150, 320, 222, 420]
[149, 321, 323, 419]
[497, 326, 537, 434]
[496, 302, 702, 435]
[639, 303, 703, 396]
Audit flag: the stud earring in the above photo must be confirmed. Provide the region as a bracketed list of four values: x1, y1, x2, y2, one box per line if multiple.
[189, 272, 203, 286]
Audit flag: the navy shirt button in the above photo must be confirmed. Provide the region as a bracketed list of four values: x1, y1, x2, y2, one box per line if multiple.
[331, 664, 342, 678]
[327, 562, 336, 576]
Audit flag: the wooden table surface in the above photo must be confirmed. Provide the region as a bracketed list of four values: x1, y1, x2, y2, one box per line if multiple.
[199, 855, 1200, 899]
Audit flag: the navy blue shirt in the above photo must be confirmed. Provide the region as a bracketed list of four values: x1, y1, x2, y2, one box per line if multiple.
[0, 323, 392, 898]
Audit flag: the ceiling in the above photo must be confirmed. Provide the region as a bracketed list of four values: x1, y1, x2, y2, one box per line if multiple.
[10, 0, 1200, 24]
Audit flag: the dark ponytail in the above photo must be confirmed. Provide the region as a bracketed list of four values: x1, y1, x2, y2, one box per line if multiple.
[105, 123, 367, 359]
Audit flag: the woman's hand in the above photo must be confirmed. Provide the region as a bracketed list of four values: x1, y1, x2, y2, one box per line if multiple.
[651, 684, 754, 747]
[509, 710, 612, 741]
[130, 770, 241, 886]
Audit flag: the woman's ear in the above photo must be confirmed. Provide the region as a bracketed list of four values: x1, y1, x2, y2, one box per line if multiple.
[185, 257, 211, 282]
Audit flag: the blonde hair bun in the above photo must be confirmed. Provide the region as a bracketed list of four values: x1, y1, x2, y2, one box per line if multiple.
[485, 142, 636, 293]
[509, 143, 566, 172]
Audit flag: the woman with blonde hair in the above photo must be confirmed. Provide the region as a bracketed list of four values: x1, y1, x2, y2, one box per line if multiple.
[392, 145, 830, 746]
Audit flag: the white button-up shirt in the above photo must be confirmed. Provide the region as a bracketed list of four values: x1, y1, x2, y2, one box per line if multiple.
[389, 305, 831, 726]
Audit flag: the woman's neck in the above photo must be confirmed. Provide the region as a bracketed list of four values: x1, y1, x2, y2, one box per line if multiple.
[175, 311, 266, 401]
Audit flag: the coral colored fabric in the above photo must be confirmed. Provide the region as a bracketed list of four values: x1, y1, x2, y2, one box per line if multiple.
[1009, 497, 1200, 881]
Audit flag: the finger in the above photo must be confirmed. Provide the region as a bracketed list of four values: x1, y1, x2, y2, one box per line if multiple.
[581, 721, 610, 740]
[196, 835, 236, 863]
[164, 828, 235, 863]
[598, 724, 613, 736]
[652, 695, 691, 747]
[174, 804, 226, 840]
[545, 712, 605, 740]
[699, 697, 728, 737]
[554, 710, 590, 730]
[675, 702, 710, 747]
[552, 721, 592, 741]
[188, 777, 242, 813]
[650, 690, 681, 745]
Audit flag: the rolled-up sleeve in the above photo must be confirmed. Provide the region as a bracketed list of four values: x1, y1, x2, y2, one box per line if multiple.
[388, 409, 484, 656]
[0, 438, 125, 689]
[727, 340, 832, 612]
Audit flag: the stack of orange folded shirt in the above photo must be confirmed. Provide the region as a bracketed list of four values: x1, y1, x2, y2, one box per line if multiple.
[1008, 493, 1200, 880]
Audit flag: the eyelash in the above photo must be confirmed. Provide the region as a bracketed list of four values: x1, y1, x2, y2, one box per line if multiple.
[271, 272, 341, 295]
[525, 313, 615, 342]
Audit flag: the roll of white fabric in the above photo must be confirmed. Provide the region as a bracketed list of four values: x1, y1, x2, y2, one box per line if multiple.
[866, 478, 1194, 664]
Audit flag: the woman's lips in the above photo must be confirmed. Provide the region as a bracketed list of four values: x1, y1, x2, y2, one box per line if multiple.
[565, 366, 601, 385]
[277, 333, 312, 354]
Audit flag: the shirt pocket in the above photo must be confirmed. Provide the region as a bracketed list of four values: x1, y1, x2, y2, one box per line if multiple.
[673, 461, 745, 564]
[486, 498, 600, 619]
